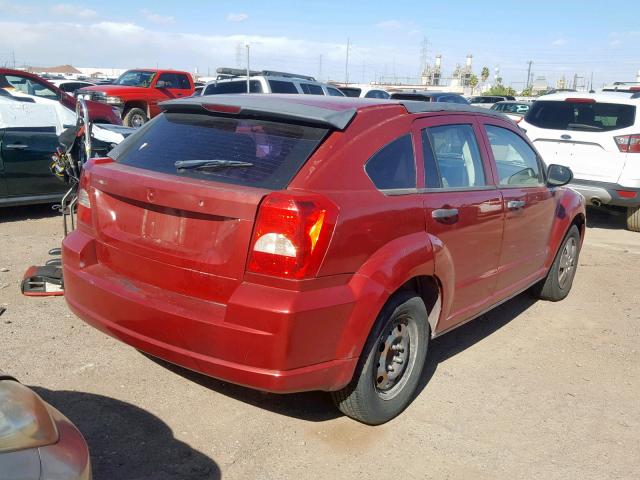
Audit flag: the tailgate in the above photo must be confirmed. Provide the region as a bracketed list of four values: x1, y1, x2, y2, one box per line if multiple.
[531, 133, 625, 183]
[89, 162, 266, 303]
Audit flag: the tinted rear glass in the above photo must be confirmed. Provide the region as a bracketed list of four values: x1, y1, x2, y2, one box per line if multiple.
[203, 80, 262, 95]
[300, 83, 324, 95]
[525, 100, 636, 131]
[339, 88, 361, 97]
[268, 80, 298, 94]
[109, 113, 328, 190]
[390, 93, 432, 101]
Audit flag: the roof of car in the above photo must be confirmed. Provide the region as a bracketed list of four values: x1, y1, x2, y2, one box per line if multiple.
[536, 92, 640, 105]
[494, 100, 533, 104]
[390, 91, 461, 98]
[160, 94, 509, 130]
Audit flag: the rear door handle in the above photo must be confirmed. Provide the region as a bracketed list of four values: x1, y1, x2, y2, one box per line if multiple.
[432, 208, 459, 224]
[507, 200, 526, 210]
[6, 144, 28, 149]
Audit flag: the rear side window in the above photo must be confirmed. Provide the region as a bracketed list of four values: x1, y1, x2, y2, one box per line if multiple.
[340, 87, 361, 97]
[110, 113, 328, 190]
[485, 125, 542, 186]
[365, 135, 416, 191]
[364, 90, 390, 99]
[300, 83, 324, 95]
[327, 87, 344, 97]
[526, 100, 636, 131]
[268, 80, 298, 94]
[203, 81, 262, 95]
[422, 124, 486, 188]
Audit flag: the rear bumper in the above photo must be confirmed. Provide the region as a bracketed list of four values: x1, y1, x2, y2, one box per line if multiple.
[62, 230, 363, 393]
[569, 180, 640, 208]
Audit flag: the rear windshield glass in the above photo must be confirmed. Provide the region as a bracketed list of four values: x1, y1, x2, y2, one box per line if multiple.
[525, 100, 636, 131]
[203, 80, 262, 95]
[109, 113, 328, 190]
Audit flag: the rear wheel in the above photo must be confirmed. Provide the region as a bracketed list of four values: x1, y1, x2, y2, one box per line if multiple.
[331, 291, 429, 425]
[627, 206, 640, 232]
[123, 107, 148, 128]
[531, 225, 581, 301]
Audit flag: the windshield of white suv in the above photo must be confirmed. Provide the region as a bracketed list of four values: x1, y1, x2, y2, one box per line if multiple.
[526, 100, 636, 131]
[113, 70, 157, 87]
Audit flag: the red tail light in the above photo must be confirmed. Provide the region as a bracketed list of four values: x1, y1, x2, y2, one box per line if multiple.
[247, 193, 338, 279]
[76, 169, 93, 229]
[565, 98, 596, 104]
[614, 134, 640, 153]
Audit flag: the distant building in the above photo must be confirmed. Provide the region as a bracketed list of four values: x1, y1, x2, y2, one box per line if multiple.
[25, 64, 82, 77]
[532, 76, 548, 95]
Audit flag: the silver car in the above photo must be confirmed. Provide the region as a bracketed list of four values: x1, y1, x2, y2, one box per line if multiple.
[0, 372, 91, 479]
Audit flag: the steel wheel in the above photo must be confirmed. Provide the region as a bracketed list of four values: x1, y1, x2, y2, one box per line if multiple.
[557, 236, 577, 289]
[130, 113, 146, 128]
[373, 315, 418, 400]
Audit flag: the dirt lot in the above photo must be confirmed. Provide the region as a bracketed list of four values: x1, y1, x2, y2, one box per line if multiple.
[1, 205, 639, 480]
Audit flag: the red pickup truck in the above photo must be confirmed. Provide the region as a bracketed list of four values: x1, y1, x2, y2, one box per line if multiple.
[77, 69, 195, 127]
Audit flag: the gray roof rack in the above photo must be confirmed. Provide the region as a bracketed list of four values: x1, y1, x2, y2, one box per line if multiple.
[215, 67, 316, 82]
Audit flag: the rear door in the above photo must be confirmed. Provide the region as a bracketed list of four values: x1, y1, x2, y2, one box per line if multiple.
[480, 120, 556, 296]
[90, 112, 329, 304]
[522, 99, 636, 183]
[1, 127, 67, 197]
[414, 115, 504, 332]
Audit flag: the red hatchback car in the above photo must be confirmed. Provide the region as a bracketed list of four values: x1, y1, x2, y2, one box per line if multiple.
[63, 95, 585, 424]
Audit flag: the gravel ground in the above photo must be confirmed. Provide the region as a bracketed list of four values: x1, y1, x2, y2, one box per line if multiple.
[1, 204, 639, 480]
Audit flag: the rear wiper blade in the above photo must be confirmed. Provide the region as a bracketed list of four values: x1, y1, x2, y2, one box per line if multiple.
[174, 159, 254, 171]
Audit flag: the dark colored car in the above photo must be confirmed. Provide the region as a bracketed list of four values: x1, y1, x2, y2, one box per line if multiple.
[389, 91, 469, 104]
[0, 371, 91, 479]
[63, 95, 585, 424]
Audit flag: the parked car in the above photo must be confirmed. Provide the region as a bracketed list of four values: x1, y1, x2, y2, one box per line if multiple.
[0, 68, 122, 125]
[49, 79, 95, 95]
[63, 95, 585, 425]
[338, 86, 390, 99]
[202, 68, 345, 97]
[0, 371, 91, 479]
[0, 93, 133, 207]
[389, 91, 469, 104]
[490, 100, 533, 121]
[519, 92, 640, 231]
[77, 69, 195, 127]
[468, 95, 515, 108]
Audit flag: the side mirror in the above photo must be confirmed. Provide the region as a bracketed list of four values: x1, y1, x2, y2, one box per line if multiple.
[547, 164, 573, 187]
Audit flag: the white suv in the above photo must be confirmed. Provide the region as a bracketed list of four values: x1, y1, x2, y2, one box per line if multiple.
[202, 68, 345, 97]
[520, 92, 640, 231]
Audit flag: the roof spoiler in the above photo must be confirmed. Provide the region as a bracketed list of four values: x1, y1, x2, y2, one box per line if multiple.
[160, 96, 356, 130]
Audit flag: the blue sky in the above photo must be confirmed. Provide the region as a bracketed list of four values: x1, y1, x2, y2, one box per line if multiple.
[1, 0, 638, 88]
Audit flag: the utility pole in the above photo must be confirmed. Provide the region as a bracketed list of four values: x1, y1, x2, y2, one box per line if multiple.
[526, 60, 533, 89]
[235, 43, 243, 68]
[11, 50, 16, 69]
[590, 71, 594, 91]
[362, 60, 365, 83]
[318, 54, 323, 81]
[345, 38, 350, 84]
[246, 43, 250, 93]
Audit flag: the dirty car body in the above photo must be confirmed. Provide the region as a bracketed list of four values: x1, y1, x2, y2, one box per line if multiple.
[0, 371, 91, 480]
[63, 95, 585, 424]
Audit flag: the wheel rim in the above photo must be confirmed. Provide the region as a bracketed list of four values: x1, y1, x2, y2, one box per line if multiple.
[374, 315, 418, 399]
[558, 237, 577, 289]
[130, 113, 146, 128]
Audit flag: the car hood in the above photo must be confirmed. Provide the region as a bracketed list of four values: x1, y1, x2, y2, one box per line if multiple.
[78, 85, 150, 95]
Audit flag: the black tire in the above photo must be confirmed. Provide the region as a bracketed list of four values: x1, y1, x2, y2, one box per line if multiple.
[627, 206, 640, 232]
[123, 107, 148, 128]
[331, 291, 430, 425]
[531, 225, 581, 301]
